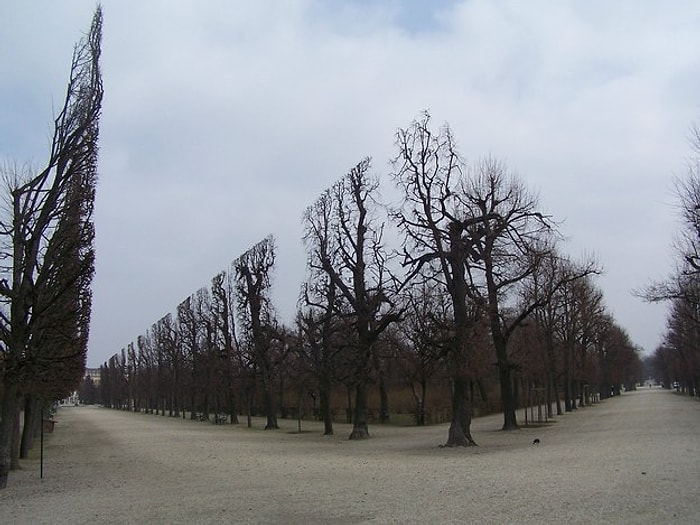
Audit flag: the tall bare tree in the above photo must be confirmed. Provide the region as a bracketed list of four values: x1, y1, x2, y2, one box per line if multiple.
[392, 113, 591, 435]
[234, 235, 283, 430]
[528, 253, 576, 416]
[211, 270, 240, 424]
[178, 294, 204, 418]
[303, 158, 401, 440]
[0, 7, 102, 489]
[136, 332, 157, 414]
[640, 124, 700, 391]
[454, 158, 558, 430]
[391, 113, 485, 446]
[296, 274, 345, 435]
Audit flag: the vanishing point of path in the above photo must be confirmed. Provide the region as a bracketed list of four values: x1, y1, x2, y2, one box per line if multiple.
[1, 387, 698, 524]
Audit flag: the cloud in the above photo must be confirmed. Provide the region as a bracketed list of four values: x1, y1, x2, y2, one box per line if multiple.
[2, 0, 700, 364]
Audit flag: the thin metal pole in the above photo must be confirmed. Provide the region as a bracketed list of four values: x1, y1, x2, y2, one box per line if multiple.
[40, 419, 44, 479]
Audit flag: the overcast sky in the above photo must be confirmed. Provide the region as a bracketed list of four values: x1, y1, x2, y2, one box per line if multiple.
[2, 1, 699, 367]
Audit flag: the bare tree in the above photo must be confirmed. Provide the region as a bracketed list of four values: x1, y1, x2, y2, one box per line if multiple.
[391, 112, 484, 446]
[136, 332, 157, 414]
[391, 281, 449, 426]
[529, 253, 571, 416]
[673, 156, 700, 275]
[641, 124, 700, 302]
[655, 292, 700, 394]
[638, 126, 700, 391]
[300, 190, 336, 434]
[296, 276, 345, 435]
[453, 158, 558, 430]
[154, 313, 181, 417]
[595, 319, 643, 395]
[193, 288, 217, 418]
[211, 270, 240, 424]
[0, 7, 102, 489]
[522, 249, 600, 417]
[234, 235, 283, 430]
[392, 112, 594, 435]
[178, 294, 205, 419]
[303, 159, 401, 440]
[197, 286, 228, 420]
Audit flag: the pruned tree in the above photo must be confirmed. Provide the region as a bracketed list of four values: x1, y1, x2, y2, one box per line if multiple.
[191, 288, 216, 418]
[0, 7, 102, 489]
[136, 332, 157, 414]
[234, 235, 284, 430]
[303, 159, 401, 440]
[197, 286, 227, 419]
[211, 270, 240, 424]
[296, 276, 346, 435]
[154, 313, 181, 417]
[299, 186, 355, 436]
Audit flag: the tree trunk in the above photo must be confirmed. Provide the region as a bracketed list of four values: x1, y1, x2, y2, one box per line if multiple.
[346, 386, 353, 423]
[444, 377, 477, 447]
[263, 384, 278, 430]
[228, 391, 239, 425]
[411, 378, 427, 426]
[246, 392, 253, 428]
[0, 386, 19, 469]
[226, 368, 239, 424]
[10, 409, 20, 471]
[378, 375, 389, 424]
[319, 380, 333, 435]
[555, 381, 563, 415]
[19, 395, 40, 459]
[420, 379, 429, 426]
[349, 382, 369, 440]
[498, 358, 518, 430]
[564, 347, 574, 411]
[0, 382, 21, 488]
[571, 381, 578, 409]
[202, 391, 210, 421]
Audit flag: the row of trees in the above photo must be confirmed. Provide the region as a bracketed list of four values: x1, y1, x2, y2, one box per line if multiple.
[0, 9, 103, 489]
[99, 112, 642, 448]
[644, 126, 700, 393]
[100, 236, 284, 427]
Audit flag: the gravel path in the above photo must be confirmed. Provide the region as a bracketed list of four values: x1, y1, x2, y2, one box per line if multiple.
[1, 387, 698, 524]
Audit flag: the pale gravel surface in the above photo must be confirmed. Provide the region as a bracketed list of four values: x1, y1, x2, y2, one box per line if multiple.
[1, 388, 698, 524]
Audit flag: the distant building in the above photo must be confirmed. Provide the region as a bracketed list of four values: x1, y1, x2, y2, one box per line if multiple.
[59, 368, 101, 405]
[85, 367, 101, 385]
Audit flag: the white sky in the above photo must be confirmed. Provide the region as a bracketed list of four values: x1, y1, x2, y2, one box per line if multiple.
[2, 0, 699, 367]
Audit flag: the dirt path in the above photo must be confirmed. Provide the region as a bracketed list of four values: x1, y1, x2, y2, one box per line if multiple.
[1, 388, 698, 524]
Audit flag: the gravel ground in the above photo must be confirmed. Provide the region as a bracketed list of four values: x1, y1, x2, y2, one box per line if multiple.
[1, 387, 698, 524]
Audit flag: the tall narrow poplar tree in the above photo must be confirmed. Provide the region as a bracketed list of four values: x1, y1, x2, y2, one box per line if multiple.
[0, 7, 102, 489]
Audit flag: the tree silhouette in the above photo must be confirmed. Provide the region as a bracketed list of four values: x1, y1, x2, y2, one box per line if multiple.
[0, 7, 102, 489]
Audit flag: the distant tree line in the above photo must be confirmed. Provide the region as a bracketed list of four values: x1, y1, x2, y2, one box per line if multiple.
[98, 112, 642, 447]
[642, 125, 700, 395]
